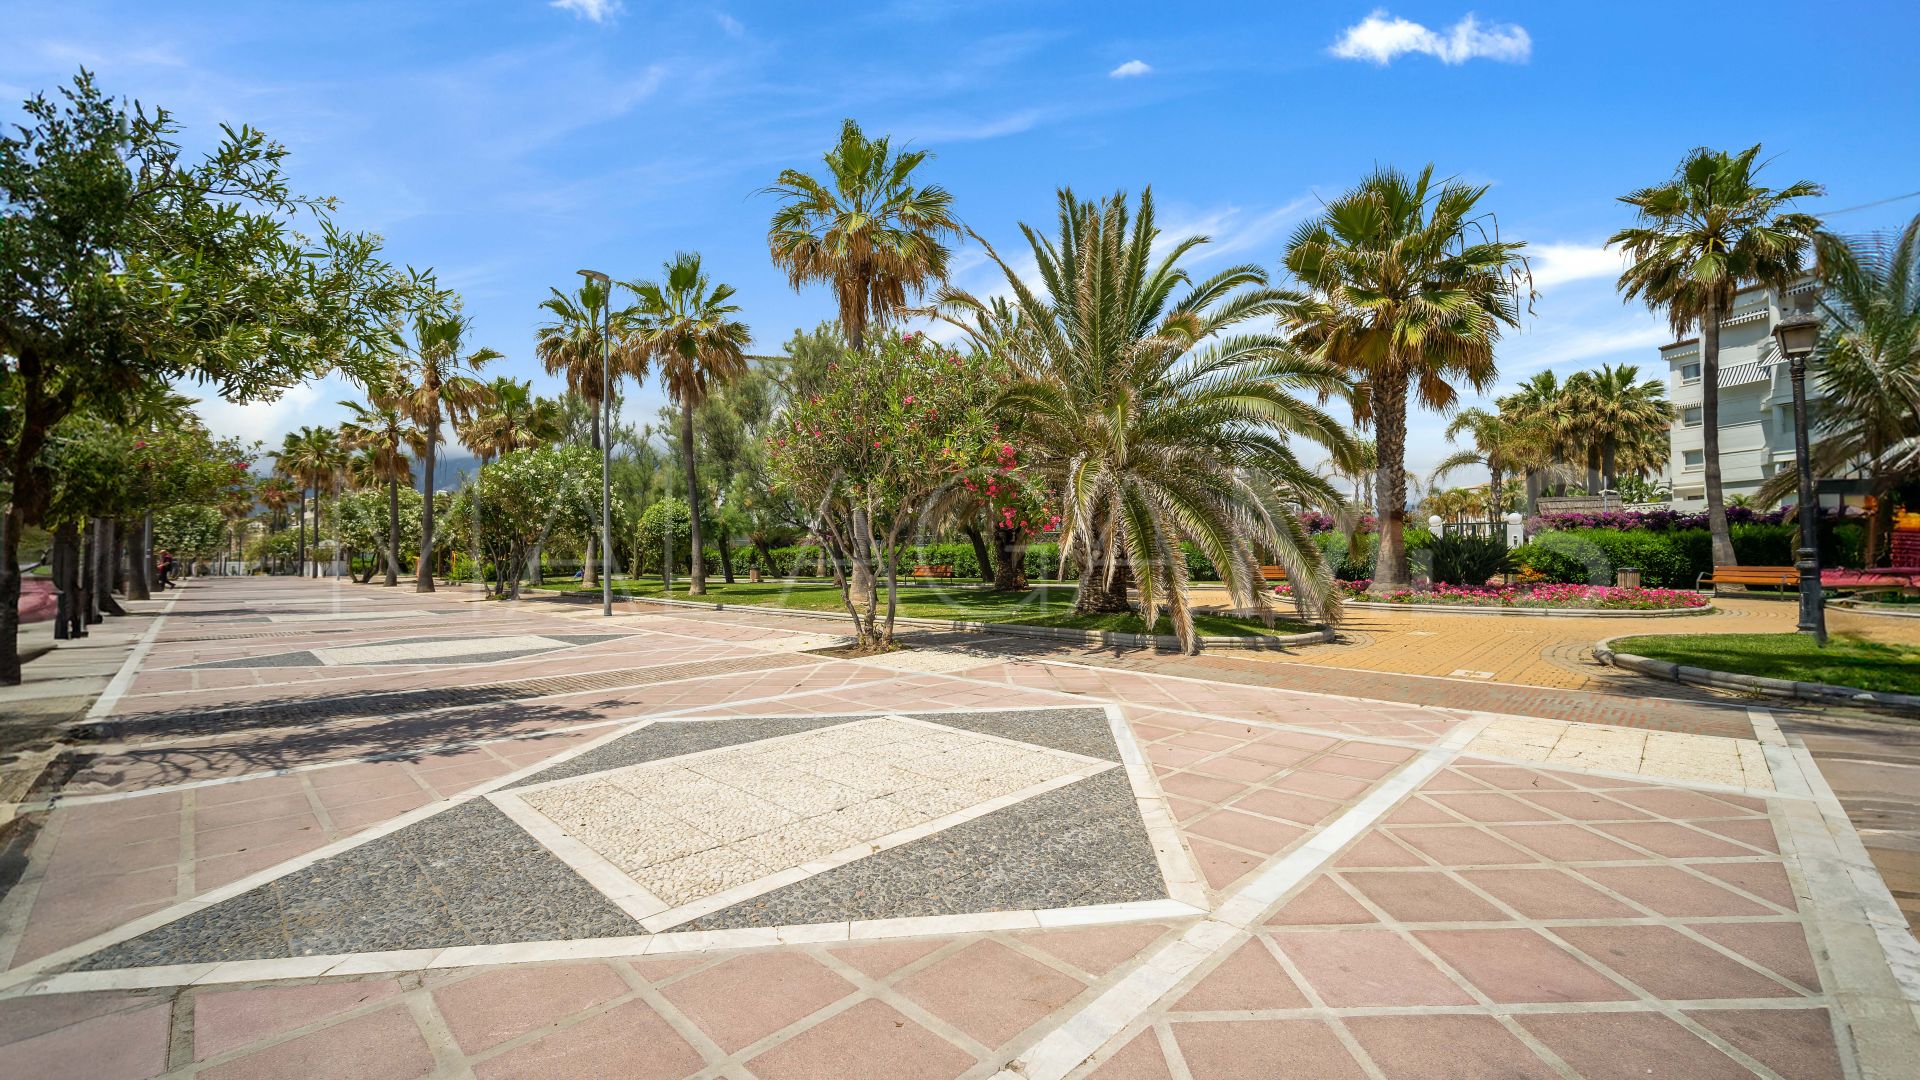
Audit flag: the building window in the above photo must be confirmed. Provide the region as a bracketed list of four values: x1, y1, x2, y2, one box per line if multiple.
[1683, 406, 1702, 427]
[1680, 362, 1701, 384]
[1682, 449, 1705, 471]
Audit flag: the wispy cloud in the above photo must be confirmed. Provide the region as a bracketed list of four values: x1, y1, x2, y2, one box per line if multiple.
[715, 11, 744, 37]
[1331, 10, 1531, 66]
[1527, 242, 1625, 291]
[1108, 59, 1152, 78]
[550, 0, 623, 24]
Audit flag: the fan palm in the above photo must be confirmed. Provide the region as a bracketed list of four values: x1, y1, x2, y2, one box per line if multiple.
[935, 188, 1358, 651]
[459, 377, 565, 460]
[624, 252, 753, 596]
[764, 118, 961, 349]
[534, 279, 643, 450]
[1561, 364, 1673, 492]
[1610, 144, 1823, 565]
[1432, 406, 1552, 517]
[273, 426, 344, 577]
[338, 393, 423, 587]
[393, 307, 501, 591]
[1282, 165, 1530, 590]
[1756, 218, 1920, 563]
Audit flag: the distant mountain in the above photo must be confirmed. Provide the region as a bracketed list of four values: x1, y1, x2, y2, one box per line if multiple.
[417, 451, 483, 491]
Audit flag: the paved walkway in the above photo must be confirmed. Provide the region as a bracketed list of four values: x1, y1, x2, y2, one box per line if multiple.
[0, 578, 1916, 1079]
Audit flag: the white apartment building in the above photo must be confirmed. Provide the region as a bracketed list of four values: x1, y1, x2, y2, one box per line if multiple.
[1660, 277, 1853, 509]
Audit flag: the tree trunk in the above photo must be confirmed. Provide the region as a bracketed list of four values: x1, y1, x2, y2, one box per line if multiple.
[126, 513, 151, 600]
[1700, 297, 1736, 566]
[82, 520, 102, 625]
[1073, 519, 1132, 614]
[1601, 439, 1618, 495]
[849, 505, 878, 617]
[311, 487, 324, 578]
[961, 522, 993, 584]
[384, 476, 401, 586]
[54, 523, 85, 640]
[1372, 375, 1412, 590]
[96, 519, 126, 616]
[679, 401, 708, 595]
[416, 398, 438, 592]
[584, 533, 598, 589]
[991, 524, 1029, 591]
[718, 527, 736, 584]
[1488, 467, 1505, 522]
[295, 488, 308, 574]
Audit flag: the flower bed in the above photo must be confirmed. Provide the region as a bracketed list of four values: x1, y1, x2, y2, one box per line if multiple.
[1358, 583, 1708, 610]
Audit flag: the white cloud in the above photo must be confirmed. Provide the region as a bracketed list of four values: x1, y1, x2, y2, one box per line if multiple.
[1331, 10, 1531, 66]
[550, 0, 623, 24]
[715, 12, 744, 36]
[1108, 59, 1152, 78]
[1526, 242, 1625, 291]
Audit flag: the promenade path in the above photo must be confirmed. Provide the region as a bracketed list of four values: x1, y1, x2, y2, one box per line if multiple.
[2, 577, 1916, 1079]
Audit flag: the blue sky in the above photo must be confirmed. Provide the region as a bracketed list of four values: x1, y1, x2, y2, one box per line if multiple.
[5, 1, 1916, 479]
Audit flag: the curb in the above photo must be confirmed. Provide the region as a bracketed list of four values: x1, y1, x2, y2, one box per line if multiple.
[1343, 600, 1713, 618]
[1829, 600, 1920, 621]
[1594, 636, 1920, 718]
[542, 591, 1333, 651]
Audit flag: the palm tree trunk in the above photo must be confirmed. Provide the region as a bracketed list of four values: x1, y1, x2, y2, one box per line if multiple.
[1073, 519, 1132, 613]
[1524, 470, 1540, 516]
[1372, 375, 1412, 590]
[1601, 439, 1618, 494]
[681, 400, 707, 595]
[384, 476, 400, 586]
[295, 488, 308, 574]
[416, 400, 437, 592]
[1699, 296, 1736, 565]
[1489, 467, 1505, 521]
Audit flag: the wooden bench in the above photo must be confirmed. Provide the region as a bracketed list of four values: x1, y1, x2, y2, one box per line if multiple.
[1697, 565, 1798, 592]
[909, 564, 955, 579]
[1259, 564, 1289, 584]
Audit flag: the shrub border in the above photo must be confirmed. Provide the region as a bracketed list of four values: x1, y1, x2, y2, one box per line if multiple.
[1342, 599, 1714, 618]
[1594, 636, 1920, 717]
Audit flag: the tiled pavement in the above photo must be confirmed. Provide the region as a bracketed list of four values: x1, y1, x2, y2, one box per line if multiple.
[1, 578, 1916, 1079]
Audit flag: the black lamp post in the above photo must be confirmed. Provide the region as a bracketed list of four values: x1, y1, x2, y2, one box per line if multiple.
[1772, 313, 1826, 645]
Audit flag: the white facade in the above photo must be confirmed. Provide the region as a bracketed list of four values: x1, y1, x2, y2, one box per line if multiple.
[1660, 278, 1835, 508]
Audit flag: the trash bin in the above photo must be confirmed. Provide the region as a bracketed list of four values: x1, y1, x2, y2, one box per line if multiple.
[1616, 568, 1641, 589]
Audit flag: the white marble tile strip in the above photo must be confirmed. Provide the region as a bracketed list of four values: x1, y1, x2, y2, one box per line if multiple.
[84, 587, 185, 721]
[1101, 704, 1208, 910]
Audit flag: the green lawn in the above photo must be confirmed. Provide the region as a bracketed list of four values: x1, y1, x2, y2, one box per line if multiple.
[1612, 633, 1920, 696]
[536, 577, 1315, 639]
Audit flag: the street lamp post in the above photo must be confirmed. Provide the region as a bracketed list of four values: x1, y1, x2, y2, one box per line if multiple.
[1772, 314, 1826, 645]
[578, 269, 614, 618]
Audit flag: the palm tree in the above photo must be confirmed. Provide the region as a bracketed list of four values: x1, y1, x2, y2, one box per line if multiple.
[536, 279, 642, 587]
[274, 426, 343, 578]
[1282, 165, 1530, 590]
[1495, 371, 1581, 510]
[1432, 407, 1552, 518]
[1610, 145, 1823, 566]
[1561, 364, 1672, 492]
[1756, 218, 1920, 564]
[394, 308, 501, 592]
[269, 433, 308, 573]
[459, 377, 565, 460]
[936, 188, 1359, 651]
[764, 118, 961, 349]
[338, 394, 422, 587]
[625, 252, 753, 596]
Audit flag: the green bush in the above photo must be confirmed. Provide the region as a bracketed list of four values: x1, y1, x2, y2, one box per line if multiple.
[1511, 524, 1816, 589]
[758, 540, 1074, 582]
[1427, 534, 1511, 586]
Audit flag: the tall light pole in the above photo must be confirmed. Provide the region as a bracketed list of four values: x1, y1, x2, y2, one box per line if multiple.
[578, 269, 615, 617]
[1773, 313, 1826, 645]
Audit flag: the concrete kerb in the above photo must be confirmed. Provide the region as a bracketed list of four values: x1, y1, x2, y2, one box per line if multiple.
[1595, 636, 1920, 718]
[539, 591, 1335, 652]
[1342, 599, 1715, 618]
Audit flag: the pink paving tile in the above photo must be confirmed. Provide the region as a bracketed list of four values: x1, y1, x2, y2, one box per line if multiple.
[1456, 868, 1639, 919]
[1517, 789, 1650, 821]
[1086, 1029, 1173, 1080]
[1490, 823, 1648, 863]
[1339, 870, 1506, 922]
[1270, 930, 1474, 1007]
[1232, 787, 1342, 826]
[1172, 939, 1308, 1012]
[1596, 822, 1755, 858]
[746, 999, 973, 1080]
[1265, 877, 1378, 926]
[1694, 860, 1800, 908]
[1165, 732, 1241, 752]
[1171, 1018, 1367, 1080]
[1234, 742, 1314, 768]
[418, 762, 514, 796]
[196, 980, 402, 1058]
[194, 817, 324, 860]
[1332, 833, 1428, 868]
[202, 1005, 433, 1080]
[1158, 773, 1248, 805]
[663, 952, 857, 1053]
[327, 791, 433, 833]
[474, 998, 705, 1080]
[1186, 756, 1287, 785]
[1382, 797, 1458, 825]
[1426, 791, 1558, 823]
[626, 955, 709, 984]
[1165, 796, 1211, 825]
[897, 940, 1085, 1049]
[1554, 924, 1802, 1000]
[1686, 1009, 1846, 1080]
[1517, 1011, 1753, 1080]
[1689, 921, 1821, 991]
[1578, 865, 1775, 917]
[43, 832, 178, 878]
[1452, 764, 1575, 791]
[1186, 810, 1306, 855]
[1415, 929, 1635, 1004]
[1302, 754, 1396, 780]
[1343, 1014, 1561, 1080]
[1016, 922, 1172, 978]
[194, 792, 314, 830]
[1387, 825, 1538, 866]
[825, 938, 948, 981]
[432, 963, 630, 1054]
[1692, 816, 1782, 852]
[1256, 730, 1340, 752]
[3, 1000, 170, 1080]
[193, 836, 329, 892]
[1269, 770, 1372, 801]
[1607, 788, 1763, 821]
[1189, 837, 1268, 891]
[1420, 768, 1494, 792]
[0, 993, 159, 1049]
[1145, 743, 1210, 769]
[1333, 742, 1417, 765]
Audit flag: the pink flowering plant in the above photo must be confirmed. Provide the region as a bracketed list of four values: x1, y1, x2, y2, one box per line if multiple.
[1344, 582, 1707, 610]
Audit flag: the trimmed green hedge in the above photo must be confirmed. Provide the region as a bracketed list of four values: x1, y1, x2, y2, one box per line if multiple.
[755, 541, 1072, 581]
[1512, 523, 1867, 589]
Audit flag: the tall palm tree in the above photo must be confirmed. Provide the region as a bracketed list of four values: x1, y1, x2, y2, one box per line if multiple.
[1610, 145, 1822, 565]
[1496, 371, 1580, 510]
[1432, 406, 1552, 518]
[936, 188, 1359, 651]
[764, 118, 961, 349]
[1282, 165, 1530, 589]
[625, 253, 753, 596]
[1756, 218, 1920, 563]
[269, 432, 308, 573]
[459, 377, 565, 460]
[535, 279, 642, 587]
[1562, 364, 1673, 492]
[394, 308, 501, 592]
[274, 426, 343, 578]
[338, 394, 423, 587]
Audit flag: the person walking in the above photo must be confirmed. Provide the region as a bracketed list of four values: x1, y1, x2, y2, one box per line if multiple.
[156, 549, 176, 590]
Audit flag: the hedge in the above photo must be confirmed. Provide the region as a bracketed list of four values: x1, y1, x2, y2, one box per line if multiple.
[1512, 522, 1867, 589]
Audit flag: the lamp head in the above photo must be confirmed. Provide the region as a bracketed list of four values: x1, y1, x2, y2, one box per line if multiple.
[1772, 315, 1819, 360]
[576, 269, 611, 286]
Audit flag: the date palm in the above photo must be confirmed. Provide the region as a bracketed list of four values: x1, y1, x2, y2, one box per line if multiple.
[1610, 144, 1822, 565]
[535, 279, 642, 450]
[1282, 165, 1530, 590]
[339, 393, 423, 587]
[764, 118, 960, 348]
[459, 377, 564, 460]
[624, 252, 752, 596]
[394, 307, 501, 591]
[1562, 364, 1672, 492]
[935, 188, 1359, 651]
[1431, 407, 1551, 517]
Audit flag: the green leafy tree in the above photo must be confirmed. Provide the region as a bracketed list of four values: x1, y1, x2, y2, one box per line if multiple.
[1282, 165, 1530, 591]
[0, 72, 406, 680]
[634, 496, 692, 576]
[1610, 144, 1822, 566]
[449, 444, 600, 599]
[764, 119, 961, 349]
[334, 485, 422, 583]
[151, 504, 225, 564]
